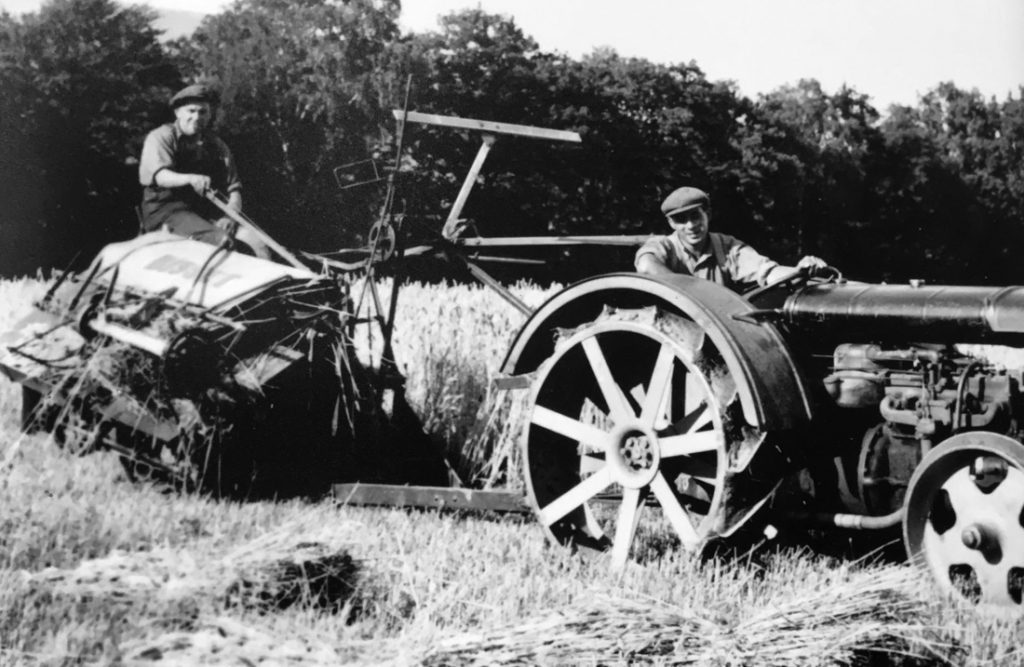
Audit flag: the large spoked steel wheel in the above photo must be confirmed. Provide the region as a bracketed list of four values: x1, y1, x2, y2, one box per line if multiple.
[523, 308, 730, 569]
[903, 432, 1024, 616]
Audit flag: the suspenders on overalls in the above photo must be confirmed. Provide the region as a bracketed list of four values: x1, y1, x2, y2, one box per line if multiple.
[707, 233, 734, 291]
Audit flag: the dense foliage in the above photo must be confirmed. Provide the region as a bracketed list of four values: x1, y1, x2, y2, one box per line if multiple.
[0, 0, 180, 274]
[1, 0, 1021, 283]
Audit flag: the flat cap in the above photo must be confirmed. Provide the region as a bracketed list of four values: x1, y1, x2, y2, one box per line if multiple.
[170, 83, 219, 109]
[661, 187, 710, 216]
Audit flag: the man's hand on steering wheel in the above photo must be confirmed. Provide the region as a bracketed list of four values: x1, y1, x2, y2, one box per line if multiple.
[742, 256, 839, 300]
[796, 255, 830, 276]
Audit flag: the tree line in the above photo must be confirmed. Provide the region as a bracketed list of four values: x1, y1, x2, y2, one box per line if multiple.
[1, 0, 1021, 284]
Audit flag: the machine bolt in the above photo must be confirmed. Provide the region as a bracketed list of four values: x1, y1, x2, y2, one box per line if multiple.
[961, 523, 1002, 563]
[621, 433, 654, 472]
[961, 525, 985, 550]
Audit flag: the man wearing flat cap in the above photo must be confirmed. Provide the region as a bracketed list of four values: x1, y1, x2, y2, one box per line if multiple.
[138, 83, 268, 258]
[635, 186, 827, 291]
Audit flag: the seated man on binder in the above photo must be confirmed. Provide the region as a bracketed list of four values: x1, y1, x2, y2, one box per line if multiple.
[138, 83, 269, 259]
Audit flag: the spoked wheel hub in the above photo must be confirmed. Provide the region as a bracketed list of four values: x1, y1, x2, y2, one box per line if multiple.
[903, 432, 1024, 617]
[608, 426, 661, 488]
[524, 308, 730, 570]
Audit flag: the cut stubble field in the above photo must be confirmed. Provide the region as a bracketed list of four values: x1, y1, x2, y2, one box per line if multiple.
[0, 276, 1020, 666]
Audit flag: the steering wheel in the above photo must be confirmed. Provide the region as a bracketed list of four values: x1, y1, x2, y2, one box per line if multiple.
[742, 265, 842, 302]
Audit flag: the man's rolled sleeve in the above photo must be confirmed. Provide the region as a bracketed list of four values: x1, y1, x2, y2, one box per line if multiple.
[634, 236, 671, 271]
[139, 127, 176, 187]
[727, 238, 779, 286]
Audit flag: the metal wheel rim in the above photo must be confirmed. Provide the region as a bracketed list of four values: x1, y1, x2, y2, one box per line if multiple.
[523, 316, 728, 569]
[903, 432, 1024, 616]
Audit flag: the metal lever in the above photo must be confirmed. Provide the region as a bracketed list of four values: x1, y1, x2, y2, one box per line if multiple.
[203, 190, 306, 270]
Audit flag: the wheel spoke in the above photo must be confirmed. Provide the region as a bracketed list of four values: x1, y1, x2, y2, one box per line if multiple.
[629, 384, 645, 408]
[580, 453, 605, 475]
[532, 405, 611, 452]
[684, 478, 714, 505]
[689, 473, 719, 487]
[537, 466, 614, 527]
[655, 377, 673, 430]
[641, 344, 676, 427]
[671, 456, 719, 484]
[683, 371, 703, 416]
[650, 472, 700, 548]
[610, 487, 642, 569]
[976, 563, 1017, 607]
[582, 505, 605, 540]
[1002, 528, 1024, 570]
[670, 401, 711, 435]
[672, 470, 714, 503]
[943, 468, 986, 508]
[660, 431, 723, 458]
[581, 337, 634, 424]
[690, 405, 713, 432]
[986, 467, 1024, 517]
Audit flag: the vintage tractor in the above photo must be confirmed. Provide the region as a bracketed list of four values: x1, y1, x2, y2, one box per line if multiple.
[501, 270, 1024, 615]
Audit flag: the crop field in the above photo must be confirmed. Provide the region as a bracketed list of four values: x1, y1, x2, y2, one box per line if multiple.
[0, 275, 1021, 666]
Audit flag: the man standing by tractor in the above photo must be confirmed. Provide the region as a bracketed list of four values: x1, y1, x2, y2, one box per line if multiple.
[635, 186, 828, 292]
[138, 83, 270, 259]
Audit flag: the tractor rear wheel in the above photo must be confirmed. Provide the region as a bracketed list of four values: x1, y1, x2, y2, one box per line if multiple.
[522, 307, 732, 569]
[903, 431, 1024, 617]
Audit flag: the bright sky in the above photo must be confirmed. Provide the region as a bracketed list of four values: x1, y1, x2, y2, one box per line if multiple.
[2, 0, 1021, 109]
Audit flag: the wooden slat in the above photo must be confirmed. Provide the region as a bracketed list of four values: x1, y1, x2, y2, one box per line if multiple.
[392, 110, 581, 143]
[456, 235, 652, 247]
[443, 137, 496, 239]
[333, 483, 530, 513]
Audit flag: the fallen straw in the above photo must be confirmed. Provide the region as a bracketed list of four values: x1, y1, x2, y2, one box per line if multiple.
[416, 569, 956, 666]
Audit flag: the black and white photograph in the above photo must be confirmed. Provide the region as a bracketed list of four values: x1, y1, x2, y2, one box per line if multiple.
[0, 0, 1022, 663]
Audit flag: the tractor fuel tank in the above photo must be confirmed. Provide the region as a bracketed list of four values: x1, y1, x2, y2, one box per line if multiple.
[782, 282, 1024, 343]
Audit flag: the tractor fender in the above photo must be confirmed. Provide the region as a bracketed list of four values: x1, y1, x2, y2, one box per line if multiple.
[501, 272, 815, 431]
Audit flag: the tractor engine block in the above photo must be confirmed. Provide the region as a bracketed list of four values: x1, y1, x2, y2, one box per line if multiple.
[824, 343, 1018, 515]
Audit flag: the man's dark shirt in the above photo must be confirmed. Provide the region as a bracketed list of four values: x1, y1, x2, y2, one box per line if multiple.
[138, 123, 241, 231]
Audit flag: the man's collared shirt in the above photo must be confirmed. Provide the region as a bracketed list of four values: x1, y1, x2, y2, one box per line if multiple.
[138, 122, 241, 231]
[634, 231, 779, 291]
